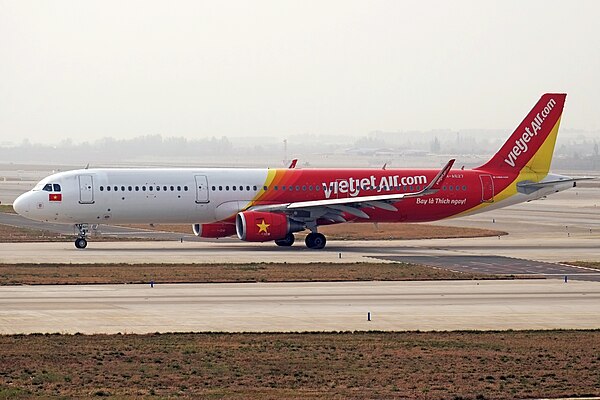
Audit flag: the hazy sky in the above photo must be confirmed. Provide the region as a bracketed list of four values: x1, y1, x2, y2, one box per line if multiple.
[1, 0, 599, 144]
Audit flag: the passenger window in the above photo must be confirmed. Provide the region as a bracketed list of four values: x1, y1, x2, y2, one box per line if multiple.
[462, 186, 467, 191]
[177, 186, 181, 191]
[263, 186, 267, 191]
[309, 185, 313, 191]
[184, 186, 188, 191]
[211, 186, 216, 191]
[121, 186, 125, 191]
[114, 186, 118, 191]
[53, 184, 61, 192]
[316, 185, 320, 191]
[232, 186, 236, 191]
[128, 186, 132, 191]
[142, 186, 146, 191]
[274, 186, 278, 190]
[449, 186, 453, 191]
[107, 186, 111, 191]
[296, 186, 300, 191]
[149, 186, 153, 191]
[282, 186, 287, 191]
[225, 186, 229, 191]
[135, 186, 139, 191]
[170, 186, 175, 191]
[219, 186, 223, 191]
[100, 186, 104, 191]
[43, 184, 52, 192]
[246, 186, 250, 191]
[156, 186, 160, 191]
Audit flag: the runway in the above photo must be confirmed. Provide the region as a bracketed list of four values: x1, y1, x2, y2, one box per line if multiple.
[1, 280, 598, 334]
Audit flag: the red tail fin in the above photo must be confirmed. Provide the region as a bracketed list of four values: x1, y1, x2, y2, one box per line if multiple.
[476, 93, 566, 174]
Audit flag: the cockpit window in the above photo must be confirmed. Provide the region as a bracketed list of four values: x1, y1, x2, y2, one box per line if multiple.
[53, 184, 61, 192]
[43, 184, 53, 192]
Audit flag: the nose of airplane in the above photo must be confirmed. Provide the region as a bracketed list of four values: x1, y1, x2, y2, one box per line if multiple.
[12, 192, 31, 215]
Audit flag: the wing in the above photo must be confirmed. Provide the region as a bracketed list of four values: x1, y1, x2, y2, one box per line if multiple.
[250, 159, 455, 220]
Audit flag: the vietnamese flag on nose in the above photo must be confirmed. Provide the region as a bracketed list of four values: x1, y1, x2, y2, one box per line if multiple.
[49, 193, 62, 202]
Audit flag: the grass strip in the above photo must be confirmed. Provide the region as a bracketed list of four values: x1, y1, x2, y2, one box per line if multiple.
[0, 330, 597, 399]
[0, 262, 511, 285]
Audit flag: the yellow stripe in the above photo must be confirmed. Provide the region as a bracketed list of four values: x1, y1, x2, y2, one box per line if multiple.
[454, 116, 562, 217]
[523, 116, 562, 175]
[242, 169, 279, 210]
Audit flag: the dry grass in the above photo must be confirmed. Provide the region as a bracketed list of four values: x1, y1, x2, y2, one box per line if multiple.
[0, 205, 15, 214]
[0, 262, 503, 286]
[0, 331, 597, 399]
[565, 261, 600, 270]
[319, 223, 506, 240]
[0, 223, 71, 243]
[0, 224, 144, 243]
[124, 222, 507, 240]
[0, 220, 505, 245]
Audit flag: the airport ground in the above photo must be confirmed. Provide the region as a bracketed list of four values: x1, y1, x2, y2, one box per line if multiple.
[1, 174, 599, 398]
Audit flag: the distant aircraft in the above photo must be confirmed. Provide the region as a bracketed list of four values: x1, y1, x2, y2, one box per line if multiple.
[14, 94, 584, 249]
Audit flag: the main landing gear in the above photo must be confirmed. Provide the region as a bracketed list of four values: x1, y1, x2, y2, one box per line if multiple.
[274, 232, 327, 249]
[74, 224, 89, 249]
[305, 232, 326, 250]
[275, 233, 295, 247]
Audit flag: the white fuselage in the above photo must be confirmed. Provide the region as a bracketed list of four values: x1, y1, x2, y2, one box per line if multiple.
[13, 168, 270, 224]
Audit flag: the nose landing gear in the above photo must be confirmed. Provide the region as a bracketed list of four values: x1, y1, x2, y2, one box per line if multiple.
[74, 224, 89, 249]
[75, 237, 88, 249]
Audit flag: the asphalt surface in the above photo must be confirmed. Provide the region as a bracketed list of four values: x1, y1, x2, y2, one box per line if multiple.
[376, 255, 600, 282]
[1, 280, 598, 334]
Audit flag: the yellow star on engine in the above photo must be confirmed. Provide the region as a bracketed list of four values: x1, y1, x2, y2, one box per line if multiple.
[257, 219, 270, 234]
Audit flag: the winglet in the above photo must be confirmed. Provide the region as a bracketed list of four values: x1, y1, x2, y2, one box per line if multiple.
[288, 159, 298, 169]
[424, 159, 455, 192]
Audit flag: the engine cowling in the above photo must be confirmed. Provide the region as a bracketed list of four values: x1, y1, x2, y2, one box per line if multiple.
[236, 211, 304, 242]
[192, 223, 237, 238]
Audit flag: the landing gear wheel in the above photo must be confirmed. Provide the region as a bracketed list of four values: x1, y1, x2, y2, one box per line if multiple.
[275, 233, 295, 247]
[74, 238, 88, 249]
[305, 232, 326, 249]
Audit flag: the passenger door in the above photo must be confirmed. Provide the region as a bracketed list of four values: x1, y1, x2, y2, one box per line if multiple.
[479, 174, 494, 203]
[78, 175, 95, 204]
[194, 175, 209, 204]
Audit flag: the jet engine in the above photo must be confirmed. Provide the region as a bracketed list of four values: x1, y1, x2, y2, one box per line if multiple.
[236, 211, 304, 242]
[192, 223, 237, 238]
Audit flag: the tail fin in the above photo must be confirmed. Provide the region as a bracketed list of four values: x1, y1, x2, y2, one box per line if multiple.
[476, 93, 566, 175]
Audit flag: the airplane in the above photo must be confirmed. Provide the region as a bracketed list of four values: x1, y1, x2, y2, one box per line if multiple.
[13, 93, 584, 250]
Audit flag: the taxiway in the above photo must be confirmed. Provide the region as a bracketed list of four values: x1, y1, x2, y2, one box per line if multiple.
[1, 280, 598, 334]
